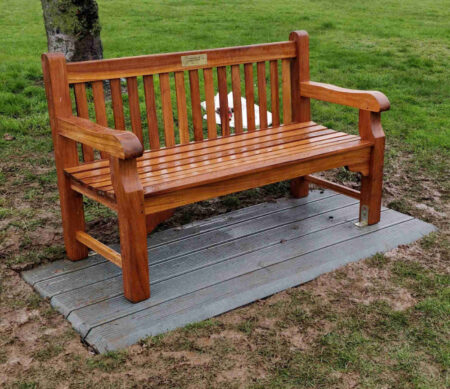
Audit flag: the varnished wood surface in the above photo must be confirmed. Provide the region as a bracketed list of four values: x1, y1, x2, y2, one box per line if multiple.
[58, 116, 143, 160]
[301, 81, 390, 112]
[67, 41, 297, 83]
[64, 122, 372, 205]
[43, 32, 390, 304]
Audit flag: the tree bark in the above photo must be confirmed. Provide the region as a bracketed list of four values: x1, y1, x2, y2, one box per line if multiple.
[41, 0, 103, 62]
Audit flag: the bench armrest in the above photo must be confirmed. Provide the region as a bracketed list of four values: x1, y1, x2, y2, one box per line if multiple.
[300, 81, 390, 112]
[57, 116, 143, 160]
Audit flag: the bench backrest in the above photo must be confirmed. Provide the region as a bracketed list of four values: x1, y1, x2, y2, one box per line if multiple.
[47, 31, 310, 163]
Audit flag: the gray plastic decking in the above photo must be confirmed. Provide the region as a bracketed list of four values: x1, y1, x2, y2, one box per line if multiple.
[22, 190, 436, 353]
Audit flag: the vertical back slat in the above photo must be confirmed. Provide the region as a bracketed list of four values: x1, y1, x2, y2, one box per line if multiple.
[269, 60, 280, 127]
[174, 71, 190, 144]
[203, 68, 217, 139]
[126, 77, 144, 145]
[74, 83, 94, 161]
[159, 73, 175, 147]
[189, 70, 203, 141]
[244, 63, 255, 132]
[110, 79, 126, 130]
[257, 62, 268, 129]
[231, 65, 243, 134]
[143, 75, 160, 149]
[91, 81, 108, 158]
[281, 59, 292, 125]
[217, 66, 230, 136]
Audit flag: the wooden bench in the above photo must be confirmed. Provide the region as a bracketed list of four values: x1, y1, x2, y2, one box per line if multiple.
[42, 31, 390, 303]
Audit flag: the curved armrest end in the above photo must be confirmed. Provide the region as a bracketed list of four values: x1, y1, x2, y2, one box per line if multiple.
[370, 91, 390, 112]
[114, 132, 144, 159]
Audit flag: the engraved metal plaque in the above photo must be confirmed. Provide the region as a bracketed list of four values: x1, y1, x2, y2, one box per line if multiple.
[181, 54, 207, 67]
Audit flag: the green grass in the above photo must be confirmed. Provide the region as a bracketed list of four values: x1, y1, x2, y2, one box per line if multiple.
[0, 0, 449, 167]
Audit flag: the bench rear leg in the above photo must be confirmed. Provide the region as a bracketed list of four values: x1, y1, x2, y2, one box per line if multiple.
[59, 173, 89, 261]
[111, 158, 150, 302]
[290, 177, 309, 198]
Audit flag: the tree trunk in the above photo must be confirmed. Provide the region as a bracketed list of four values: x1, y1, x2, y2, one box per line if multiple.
[41, 0, 103, 62]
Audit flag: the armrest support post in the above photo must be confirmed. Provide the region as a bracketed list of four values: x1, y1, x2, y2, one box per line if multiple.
[110, 157, 150, 302]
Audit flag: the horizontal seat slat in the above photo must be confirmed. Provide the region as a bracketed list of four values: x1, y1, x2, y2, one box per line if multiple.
[67, 41, 296, 83]
[76, 127, 335, 183]
[67, 123, 327, 180]
[95, 136, 362, 193]
[65, 121, 318, 174]
[66, 122, 371, 199]
[143, 140, 368, 196]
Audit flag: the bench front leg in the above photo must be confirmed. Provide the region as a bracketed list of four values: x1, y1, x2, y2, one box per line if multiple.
[110, 157, 150, 302]
[358, 110, 385, 225]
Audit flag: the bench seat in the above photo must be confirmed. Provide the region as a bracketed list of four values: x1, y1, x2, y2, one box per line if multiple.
[66, 121, 371, 202]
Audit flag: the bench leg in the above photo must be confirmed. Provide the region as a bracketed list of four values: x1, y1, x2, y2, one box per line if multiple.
[146, 209, 175, 234]
[59, 176, 89, 261]
[290, 177, 309, 198]
[111, 158, 150, 303]
[359, 111, 385, 226]
[359, 150, 384, 225]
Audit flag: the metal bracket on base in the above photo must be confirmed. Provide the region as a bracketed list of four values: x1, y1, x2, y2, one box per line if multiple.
[355, 205, 369, 227]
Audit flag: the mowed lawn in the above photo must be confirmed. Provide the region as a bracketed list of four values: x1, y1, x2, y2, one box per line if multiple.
[0, 1, 448, 388]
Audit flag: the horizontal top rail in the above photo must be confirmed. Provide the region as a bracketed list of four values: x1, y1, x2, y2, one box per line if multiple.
[66, 41, 296, 83]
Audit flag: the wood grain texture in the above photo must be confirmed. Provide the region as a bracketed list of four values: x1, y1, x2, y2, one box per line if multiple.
[110, 79, 126, 131]
[305, 175, 361, 199]
[159, 73, 176, 147]
[74, 83, 95, 162]
[244, 63, 256, 132]
[82, 132, 357, 190]
[58, 116, 143, 159]
[42, 53, 88, 261]
[281, 59, 292, 124]
[217, 66, 229, 136]
[289, 31, 311, 197]
[67, 41, 297, 83]
[290, 176, 309, 198]
[76, 231, 122, 268]
[289, 30, 310, 123]
[257, 61, 268, 129]
[358, 110, 385, 224]
[70, 127, 345, 185]
[110, 157, 150, 302]
[231, 65, 243, 134]
[143, 75, 160, 149]
[301, 81, 390, 112]
[92, 80, 109, 159]
[126, 77, 144, 144]
[203, 68, 217, 139]
[189, 70, 203, 141]
[270, 60, 280, 127]
[142, 148, 371, 214]
[69, 128, 368, 196]
[174, 71, 189, 144]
